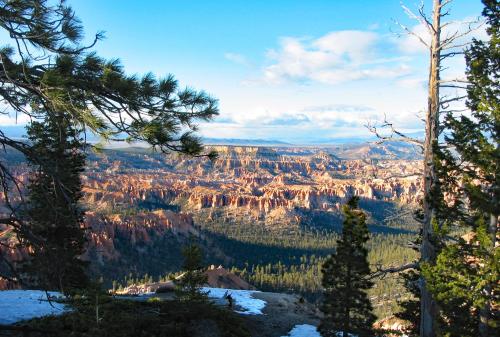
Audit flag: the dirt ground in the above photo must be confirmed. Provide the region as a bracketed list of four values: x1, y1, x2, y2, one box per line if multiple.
[242, 292, 320, 337]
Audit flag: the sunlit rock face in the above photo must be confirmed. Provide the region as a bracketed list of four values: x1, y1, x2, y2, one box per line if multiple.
[0, 143, 423, 285]
[82, 145, 422, 223]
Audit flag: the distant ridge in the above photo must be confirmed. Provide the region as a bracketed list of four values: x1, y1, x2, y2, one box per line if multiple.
[0, 125, 424, 156]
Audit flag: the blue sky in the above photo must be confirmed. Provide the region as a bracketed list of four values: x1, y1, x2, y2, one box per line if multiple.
[1, 0, 486, 144]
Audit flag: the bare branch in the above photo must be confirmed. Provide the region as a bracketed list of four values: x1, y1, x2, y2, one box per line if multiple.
[439, 95, 467, 106]
[401, 2, 434, 33]
[393, 18, 430, 48]
[438, 78, 469, 84]
[439, 19, 485, 51]
[365, 114, 424, 150]
[439, 0, 454, 9]
[439, 85, 468, 90]
[440, 51, 465, 61]
[441, 41, 475, 51]
[369, 262, 419, 279]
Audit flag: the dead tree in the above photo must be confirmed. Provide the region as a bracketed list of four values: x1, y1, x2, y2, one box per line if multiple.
[367, 1, 483, 336]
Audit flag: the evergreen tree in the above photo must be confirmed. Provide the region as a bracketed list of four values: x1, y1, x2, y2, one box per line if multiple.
[174, 244, 208, 302]
[0, 0, 218, 284]
[422, 1, 499, 336]
[20, 113, 88, 294]
[319, 197, 376, 337]
[395, 270, 421, 336]
[395, 234, 421, 337]
[0, 0, 218, 155]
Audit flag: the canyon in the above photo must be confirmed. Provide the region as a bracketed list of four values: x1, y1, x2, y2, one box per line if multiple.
[1, 142, 423, 283]
[83, 144, 422, 222]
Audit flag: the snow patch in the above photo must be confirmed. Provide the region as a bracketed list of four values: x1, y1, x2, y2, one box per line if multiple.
[281, 324, 321, 337]
[282, 325, 361, 337]
[0, 290, 67, 324]
[202, 287, 266, 315]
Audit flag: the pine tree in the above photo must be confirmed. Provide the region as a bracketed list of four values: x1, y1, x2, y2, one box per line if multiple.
[394, 230, 422, 337]
[174, 244, 208, 302]
[20, 113, 88, 294]
[319, 197, 376, 337]
[395, 270, 420, 337]
[0, 0, 218, 284]
[0, 1, 218, 155]
[422, 1, 499, 336]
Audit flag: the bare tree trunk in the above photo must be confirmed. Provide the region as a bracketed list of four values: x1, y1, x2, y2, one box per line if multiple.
[367, 1, 483, 334]
[420, 1, 442, 336]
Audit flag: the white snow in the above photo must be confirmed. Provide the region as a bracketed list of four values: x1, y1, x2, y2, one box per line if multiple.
[281, 324, 321, 337]
[0, 290, 67, 324]
[114, 286, 267, 315]
[202, 287, 266, 315]
[281, 325, 362, 337]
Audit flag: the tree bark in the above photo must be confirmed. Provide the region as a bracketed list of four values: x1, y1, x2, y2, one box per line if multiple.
[420, 1, 442, 336]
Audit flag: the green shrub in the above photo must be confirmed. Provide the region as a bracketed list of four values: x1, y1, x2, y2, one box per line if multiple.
[23, 297, 250, 337]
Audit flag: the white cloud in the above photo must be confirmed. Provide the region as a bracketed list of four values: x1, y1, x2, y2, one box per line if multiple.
[211, 104, 381, 134]
[300, 104, 378, 129]
[396, 23, 430, 54]
[199, 98, 426, 143]
[397, 77, 427, 89]
[224, 52, 250, 66]
[313, 31, 377, 63]
[263, 30, 410, 85]
[0, 111, 31, 126]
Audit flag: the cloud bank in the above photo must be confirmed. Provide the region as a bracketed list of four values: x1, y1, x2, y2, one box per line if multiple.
[263, 30, 411, 85]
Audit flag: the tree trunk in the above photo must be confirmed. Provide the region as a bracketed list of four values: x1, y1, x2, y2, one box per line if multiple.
[420, 1, 442, 336]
